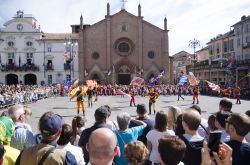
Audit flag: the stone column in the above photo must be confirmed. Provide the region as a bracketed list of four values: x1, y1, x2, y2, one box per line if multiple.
[138, 16, 143, 69]
[162, 20, 170, 84]
[106, 16, 111, 83]
[79, 26, 84, 83]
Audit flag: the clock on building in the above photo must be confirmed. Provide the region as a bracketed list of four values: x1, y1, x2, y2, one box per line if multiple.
[16, 23, 23, 31]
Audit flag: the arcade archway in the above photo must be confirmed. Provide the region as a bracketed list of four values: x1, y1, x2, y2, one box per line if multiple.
[24, 74, 37, 85]
[6, 74, 18, 85]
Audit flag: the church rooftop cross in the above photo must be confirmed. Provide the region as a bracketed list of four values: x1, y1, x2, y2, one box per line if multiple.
[121, 0, 127, 10]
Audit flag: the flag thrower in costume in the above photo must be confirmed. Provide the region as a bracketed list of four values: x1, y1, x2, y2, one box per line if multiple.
[206, 81, 220, 93]
[144, 89, 160, 115]
[192, 86, 199, 104]
[70, 87, 87, 115]
[188, 72, 199, 86]
[148, 71, 164, 86]
[130, 77, 144, 86]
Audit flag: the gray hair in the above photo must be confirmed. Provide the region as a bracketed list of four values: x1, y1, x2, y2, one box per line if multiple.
[117, 112, 131, 130]
[8, 104, 25, 120]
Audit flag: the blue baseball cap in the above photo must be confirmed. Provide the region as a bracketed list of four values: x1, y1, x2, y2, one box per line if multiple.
[40, 114, 63, 135]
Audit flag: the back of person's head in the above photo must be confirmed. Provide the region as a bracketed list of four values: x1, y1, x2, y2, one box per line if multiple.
[0, 143, 5, 165]
[87, 128, 119, 164]
[39, 111, 64, 140]
[175, 114, 185, 136]
[182, 108, 201, 131]
[245, 110, 250, 117]
[57, 124, 74, 145]
[94, 106, 110, 122]
[72, 116, 86, 131]
[158, 136, 186, 165]
[227, 113, 250, 137]
[168, 106, 182, 121]
[219, 98, 232, 112]
[155, 111, 168, 132]
[0, 116, 15, 145]
[208, 114, 216, 132]
[117, 112, 130, 130]
[103, 105, 112, 117]
[215, 111, 231, 129]
[190, 105, 201, 114]
[136, 104, 147, 115]
[124, 141, 149, 165]
[8, 104, 25, 122]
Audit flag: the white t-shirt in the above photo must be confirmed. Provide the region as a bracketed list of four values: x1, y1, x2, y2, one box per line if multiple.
[146, 129, 175, 163]
[106, 120, 118, 131]
[57, 143, 85, 165]
[183, 133, 204, 142]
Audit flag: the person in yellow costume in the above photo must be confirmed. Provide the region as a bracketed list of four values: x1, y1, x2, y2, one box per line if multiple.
[144, 88, 160, 115]
[192, 86, 199, 104]
[70, 87, 87, 115]
[221, 87, 232, 98]
[235, 86, 241, 104]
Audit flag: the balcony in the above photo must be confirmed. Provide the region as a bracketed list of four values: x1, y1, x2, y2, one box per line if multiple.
[46, 63, 54, 71]
[242, 42, 250, 49]
[0, 63, 39, 72]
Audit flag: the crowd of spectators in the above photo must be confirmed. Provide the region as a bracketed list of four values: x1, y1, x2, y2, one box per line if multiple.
[0, 93, 249, 164]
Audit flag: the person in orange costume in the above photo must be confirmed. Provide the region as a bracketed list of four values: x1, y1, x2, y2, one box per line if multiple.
[192, 86, 199, 104]
[235, 86, 241, 104]
[221, 87, 232, 98]
[70, 87, 87, 115]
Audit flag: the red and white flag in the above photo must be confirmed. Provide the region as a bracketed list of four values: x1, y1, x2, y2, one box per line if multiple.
[116, 89, 131, 98]
[130, 77, 144, 86]
[206, 80, 220, 93]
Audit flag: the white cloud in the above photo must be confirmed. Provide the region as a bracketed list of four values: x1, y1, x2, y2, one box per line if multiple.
[0, 0, 249, 55]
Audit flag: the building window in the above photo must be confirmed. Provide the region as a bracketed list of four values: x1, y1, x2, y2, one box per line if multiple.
[47, 60, 53, 70]
[8, 52, 14, 64]
[148, 51, 155, 59]
[48, 47, 52, 52]
[26, 41, 33, 47]
[223, 41, 227, 52]
[48, 75, 52, 84]
[92, 52, 100, 60]
[8, 41, 14, 47]
[246, 36, 250, 43]
[66, 74, 71, 81]
[237, 38, 241, 47]
[26, 53, 33, 64]
[236, 27, 240, 36]
[229, 39, 234, 51]
[118, 42, 130, 53]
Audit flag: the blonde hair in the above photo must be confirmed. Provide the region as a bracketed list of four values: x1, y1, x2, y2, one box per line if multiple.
[124, 141, 149, 165]
[168, 106, 182, 130]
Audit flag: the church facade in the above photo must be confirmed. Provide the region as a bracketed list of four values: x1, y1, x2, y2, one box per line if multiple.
[77, 3, 173, 85]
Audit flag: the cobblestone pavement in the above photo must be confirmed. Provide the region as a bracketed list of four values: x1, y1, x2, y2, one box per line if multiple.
[2, 95, 249, 133]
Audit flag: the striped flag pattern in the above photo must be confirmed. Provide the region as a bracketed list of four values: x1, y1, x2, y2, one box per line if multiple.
[206, 80, 220, 93]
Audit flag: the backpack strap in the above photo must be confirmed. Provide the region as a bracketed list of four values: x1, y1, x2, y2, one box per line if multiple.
[37, 147, 55, 165]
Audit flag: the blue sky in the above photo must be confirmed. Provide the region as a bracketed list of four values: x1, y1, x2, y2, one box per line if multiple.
[0, 0, 250, 55]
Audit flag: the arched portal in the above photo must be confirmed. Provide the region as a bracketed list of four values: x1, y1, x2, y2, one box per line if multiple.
[90, 73, 101, 84]
[117, 65, 131, 85]
[24, 74, 37, 85]
[6, 74, 18, 85]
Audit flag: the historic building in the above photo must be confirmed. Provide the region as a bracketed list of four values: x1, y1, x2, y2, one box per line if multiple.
[77, 3, 172, 85]
[172, 51, 192, 84]
[0, 11, 79, 85]
[188, 15, 250, 87]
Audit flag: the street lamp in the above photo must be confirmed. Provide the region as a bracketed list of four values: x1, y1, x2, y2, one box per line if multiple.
[64, 37, 78, 81]
[189, 38, 200, 76]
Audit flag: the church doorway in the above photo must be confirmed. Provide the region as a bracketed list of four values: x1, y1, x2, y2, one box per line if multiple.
[6, 74, 18, 85]
[24, 74, 37, 85]
[90, 73, 101, 84]
[117, 65, 131, 85]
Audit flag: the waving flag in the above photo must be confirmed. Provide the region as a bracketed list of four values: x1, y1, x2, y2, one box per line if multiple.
[148, 71, 164, 86]
[64, 79, 74, 92]
[188, 72, 199, 86]
[68, 79, 79, 93]
[116, 89, 131, 98]
[206, 80, 220, 93]
[179, 75, 188, 85]
[86, 80, 97, 87]
[130, 77, 144, 86]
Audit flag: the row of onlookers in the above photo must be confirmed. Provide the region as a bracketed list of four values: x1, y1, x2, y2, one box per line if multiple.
[0, 97, 249, 165]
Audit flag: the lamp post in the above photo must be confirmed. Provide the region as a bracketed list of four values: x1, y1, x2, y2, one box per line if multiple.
[189, 38, 200, 76]
[64, 37, 78, 81]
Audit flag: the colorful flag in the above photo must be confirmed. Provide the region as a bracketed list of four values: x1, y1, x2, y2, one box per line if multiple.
[148, 71, 164, 86]
[206, 80, 220, 93]
[116, 89, 131, 98]
[179, 75, 188, 85]
[86, 80, 97, 87]
[68, 79, 79, 93]
[188, 72, 199, 86]
[130, 77, 144, 86]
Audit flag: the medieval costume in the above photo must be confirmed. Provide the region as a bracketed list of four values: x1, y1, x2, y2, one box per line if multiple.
[144, 90, 160, 115]
[235, 86, 241, 104]
[192, 86, 199, 104]
[129, 86, 136, 107]
[70, 87, 86, 115]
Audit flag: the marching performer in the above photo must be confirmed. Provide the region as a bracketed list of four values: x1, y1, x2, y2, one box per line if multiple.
[177, 85, 184, 101]
[144, 88, 160, 115]
[70, 87, 86, 115]
[235, 86, 241, 104]
[192, 85, 199, 104]
[221, 87, 232, 98]
[86, 87, 95, 107]
[129, 85, 136, 107]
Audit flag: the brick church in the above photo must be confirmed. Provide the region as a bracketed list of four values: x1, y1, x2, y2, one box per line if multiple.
[75, 3, 173, 85]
